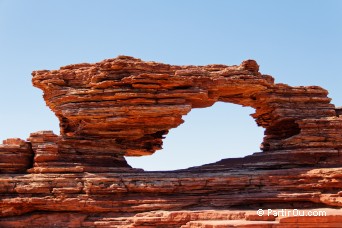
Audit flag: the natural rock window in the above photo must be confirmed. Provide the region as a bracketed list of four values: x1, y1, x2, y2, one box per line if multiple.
[126, 102, 264, 170]
[26, 55, 340, 172]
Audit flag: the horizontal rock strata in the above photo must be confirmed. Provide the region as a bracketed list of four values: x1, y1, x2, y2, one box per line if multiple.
[0, 139, 33, 174]
[28, 56, 342, 171]
[27, 131, 136, 173]
[1, 209, 342, 227]
[31, 57, 336, 155]
[0, 166, 341, 227]
[0, 56, 341, 227]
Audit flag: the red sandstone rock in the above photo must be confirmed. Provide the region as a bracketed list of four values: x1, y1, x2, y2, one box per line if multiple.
[31, 56, 339, 161]
[26, 56, 342, 173]
[0, 56, 341, 227]
[0, 168, 342, 227]
[27, 131, 137, 173]
[0, 138, 33, 174]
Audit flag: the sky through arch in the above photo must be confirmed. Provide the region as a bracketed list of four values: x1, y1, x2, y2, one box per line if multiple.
[126, 102, 264, 171]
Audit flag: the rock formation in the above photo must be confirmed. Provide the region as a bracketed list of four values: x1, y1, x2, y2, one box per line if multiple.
[0, 56, 341, 227]
[0, 139, 33, 174]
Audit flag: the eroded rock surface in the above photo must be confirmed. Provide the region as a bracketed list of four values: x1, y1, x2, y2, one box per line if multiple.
[31, 56, 339, 159]
[0, 138, 33, 174]
[0, 56, 341, 227]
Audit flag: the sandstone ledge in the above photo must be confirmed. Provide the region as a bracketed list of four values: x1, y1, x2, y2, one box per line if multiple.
[1, 167, 341, 220]
[1, 209, 341, 227]
[0, 139, 33, 174]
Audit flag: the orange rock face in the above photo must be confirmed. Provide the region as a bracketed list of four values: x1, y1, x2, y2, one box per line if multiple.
[0, 138, 33, 174]
[0, 56, 341, 227]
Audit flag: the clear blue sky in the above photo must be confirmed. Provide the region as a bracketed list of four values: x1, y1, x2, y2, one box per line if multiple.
[0, 0, 341, 170]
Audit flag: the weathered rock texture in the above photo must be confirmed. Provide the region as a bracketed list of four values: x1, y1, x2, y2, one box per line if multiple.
[0, 138, 33, 174]
[0, 167, 341, 227]
[32, 57, 337, 153]
[29, 56, 342, 171]
[0, 56, 341, 227]
[26, 130, 134, 173]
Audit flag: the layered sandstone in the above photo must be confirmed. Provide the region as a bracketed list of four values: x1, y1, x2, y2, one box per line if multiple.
[0, 138, 33, 174]
[27, 131, 135, 173]
[0, 56, 341, 227]
[0, 167, 341, 227]
[27, 56, 342, 172]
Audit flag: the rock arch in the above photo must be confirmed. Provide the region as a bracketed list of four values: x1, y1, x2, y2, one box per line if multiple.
[29, 56, 341, 172]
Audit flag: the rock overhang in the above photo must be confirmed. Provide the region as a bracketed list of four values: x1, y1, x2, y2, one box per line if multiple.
[31, 56, 338, 158]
